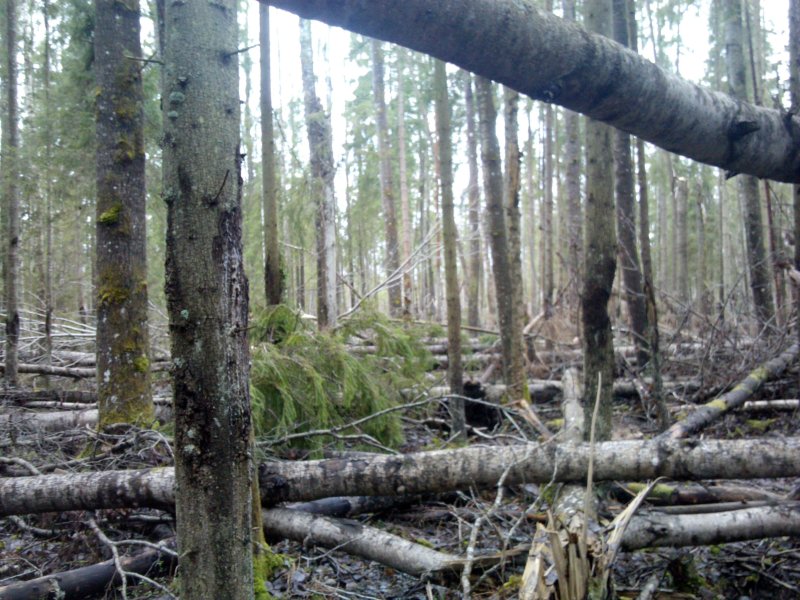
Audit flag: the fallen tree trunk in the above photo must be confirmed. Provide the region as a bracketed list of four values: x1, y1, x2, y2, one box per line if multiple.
[0, 405, 172, 434]
[659, 343, 800, 440]
[0, 389, 99, 404]
[3, 437, 800, 516]
[263, 508, 460, 577]
[0, 538, 177, 600]
[261, 0, 800, 183]
[621, 502, 800, 550]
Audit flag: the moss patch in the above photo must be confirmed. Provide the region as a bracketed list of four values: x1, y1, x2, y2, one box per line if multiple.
[98, 203, 123, 225]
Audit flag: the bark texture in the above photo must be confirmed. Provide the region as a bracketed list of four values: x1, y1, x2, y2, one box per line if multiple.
[464, 72, 482, 329]
[3, 0, 20, 387]
[162, 1, 254, 597]
[93, 0, 153, 428]
[261, 4, 283, 305]
[371, 41, 402, 317]
[4, 438, 800, 517]
[612, 0, 649, 368]
[262, 0, 800, 183]
[300, 19, 338, 328]
[582, 0, 617, 440]
[434, 59, 465, 438]
[724, 0, 774, 325]
[475, 77, 527, 401]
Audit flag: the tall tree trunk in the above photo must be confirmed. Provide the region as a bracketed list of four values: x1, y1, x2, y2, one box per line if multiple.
[261, 5, 282, 306]
[791, 0, 800, 386]
[434, 59, 465, 439]
[542, 102, 555, 338]
[676, 178, 690, 305]
[612, 0, 649, 368]
[464, 72, 482, 330]
[724, 0, 774, 326]
[503, 87, 529, 385]
[563, 0, 583, 314]
[583, 0, 616, 441]
[41, 0, 54, 384]
[525, 113, 539, 318]
[266, 0, 800, 183]
[3, 0, 20, 388]
[300, 20, 338, 328]
[696, 183, 709, 318]
[475, 77, 527, 401]
[162, 2, 254, 597]
[371, 41, 402, 317]
[93, 0, 153, 427]
[397, 49, 413, 316]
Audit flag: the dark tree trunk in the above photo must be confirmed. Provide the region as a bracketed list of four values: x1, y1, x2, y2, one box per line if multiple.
[434, 59, 465, 438]
[475, 77, 527, 400]
[3, 0, 20, 388]
[612, 0, 649, 368]
[162, 2, 254, 597]
[93, 0, 153, 427]
[724, 0, 774, 326]
[582, 0, 617, 440]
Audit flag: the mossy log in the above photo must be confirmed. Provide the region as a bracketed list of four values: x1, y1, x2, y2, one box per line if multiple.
[3, 437, 800, 517]
[659, 343, 800, 440]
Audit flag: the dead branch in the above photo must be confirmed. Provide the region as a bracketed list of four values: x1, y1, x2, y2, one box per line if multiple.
[659, 343, 799, 440]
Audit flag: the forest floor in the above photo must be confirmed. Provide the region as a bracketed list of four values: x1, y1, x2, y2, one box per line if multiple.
[2, 335, 800, 599]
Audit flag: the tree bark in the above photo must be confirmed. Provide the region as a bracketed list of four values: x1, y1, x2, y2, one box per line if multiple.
[162, 2, 254, 597]
[622, 503, 800, 550]
[3, 0, 20, 388]
[612, 0, 649, 369]
[475, 77, 527, 402]
[434, 59, 465, 439]
[503, 87, 530, 398]
[676, 178, 690, 304]
[371, 41, 403, 317]
[397, 49, 414, 316]
[582, 0, 617, 441]
[262, 0, 800, 183]
[4, 438, 800, 517]
[93, 0, 153, 428]
[261, 5, 283, 306]
[724, 0, 775, 325]
[0, 539, 177, 600]
[300, 19, 338, 328]
[464, 73, 482, 330]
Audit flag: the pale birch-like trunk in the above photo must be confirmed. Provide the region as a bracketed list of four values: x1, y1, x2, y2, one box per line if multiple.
[300, 20, 338, 328]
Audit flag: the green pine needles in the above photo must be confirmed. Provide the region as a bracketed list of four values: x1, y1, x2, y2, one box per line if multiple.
[250, 304, 433, 452]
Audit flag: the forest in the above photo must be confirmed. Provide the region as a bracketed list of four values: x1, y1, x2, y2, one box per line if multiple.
[2, 0, 800, 598]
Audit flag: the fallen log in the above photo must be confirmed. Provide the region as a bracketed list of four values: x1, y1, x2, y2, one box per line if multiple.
[621, 502, 800, 550]
[3, 437, 800, 516]
[0, 389, 99, 404]
[0, 405, 172, 434]
[659, 343, 800, 440]
[0, 361, 170, 380]
[0, 538, 177, 600]
[263, 508, 460, 577]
